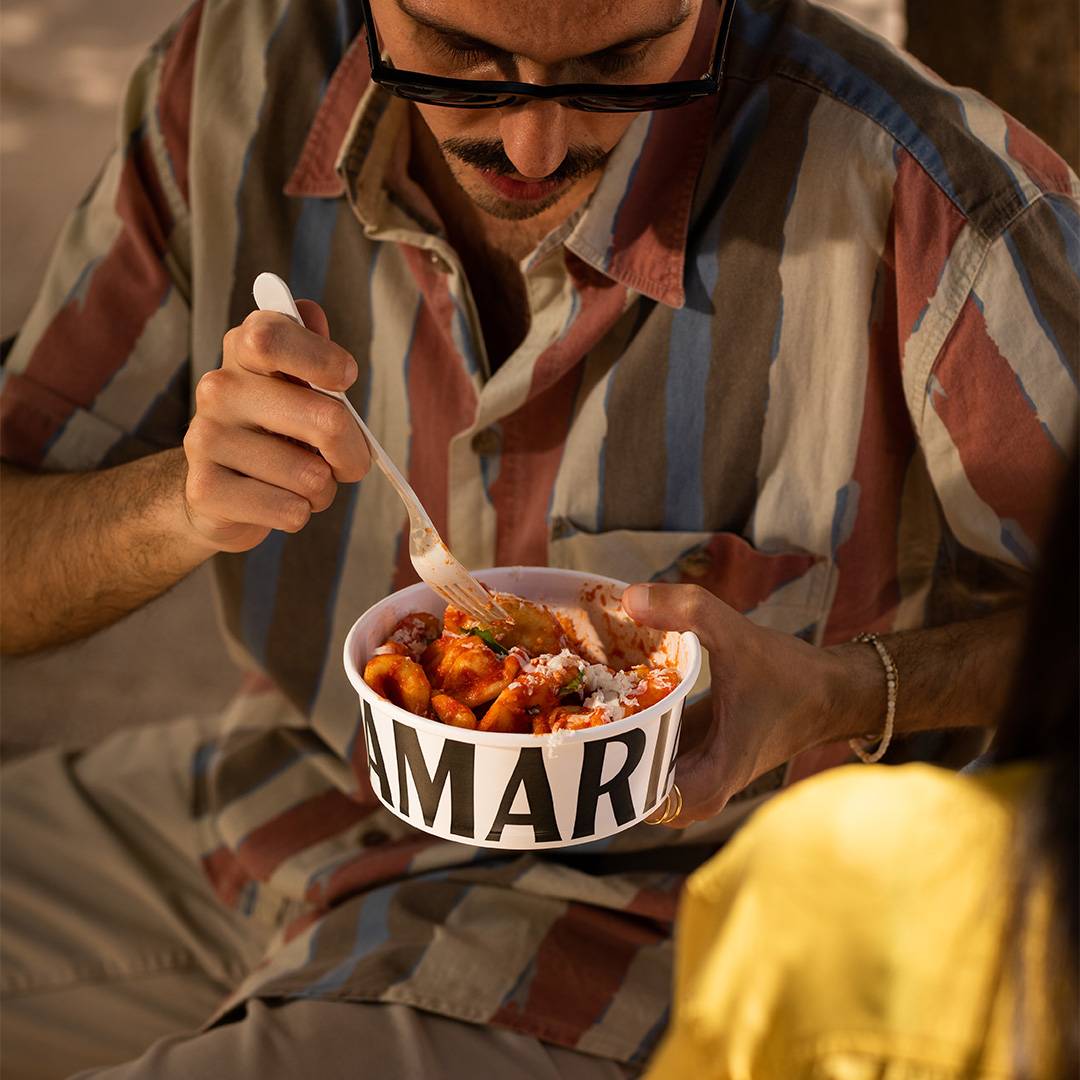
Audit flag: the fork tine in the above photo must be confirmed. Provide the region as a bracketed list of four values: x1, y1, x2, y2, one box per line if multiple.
[432, 583, 480, 621]
[441, 556, 502, 606]
[431, 581, 508, 624]
[466, 587, 510, 623]
[438, 570, 509, 621]
[459, 581, 509, 622]
[445, 586, 493, 624]
[430, 584, 453, 612]
[441, 583, 501, 625]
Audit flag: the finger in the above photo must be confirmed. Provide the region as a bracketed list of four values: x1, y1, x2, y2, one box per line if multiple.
[186, 418, 337, 512]
[193, 368, 370, 484]
[296, 299, 330, 340]
[665, 747, 734, 826]
[226, 310, 358, 391]
[186, 460, 313, 535]
[621, 583, 736, 654]
[678, 692, 715, 756]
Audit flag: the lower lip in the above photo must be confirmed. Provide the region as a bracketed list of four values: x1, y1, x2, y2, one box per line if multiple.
[479, 171, 564, 201]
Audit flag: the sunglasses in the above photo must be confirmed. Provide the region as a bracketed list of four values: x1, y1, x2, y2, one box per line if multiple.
[358, 0, 737, 113]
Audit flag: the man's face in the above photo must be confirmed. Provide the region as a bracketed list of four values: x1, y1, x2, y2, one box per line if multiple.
[370, 0, 705, 221]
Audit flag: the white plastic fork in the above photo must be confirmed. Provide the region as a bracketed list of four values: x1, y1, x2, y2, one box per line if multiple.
[253, 272, 508, 624]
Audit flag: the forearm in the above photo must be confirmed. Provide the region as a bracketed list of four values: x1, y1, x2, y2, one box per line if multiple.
[624, 584, 1029, 821]
[818, 609, 1026, 746]
[1, 451, 216, 655]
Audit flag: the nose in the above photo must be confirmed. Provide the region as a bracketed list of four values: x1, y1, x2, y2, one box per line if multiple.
[498, 100, 569, 178]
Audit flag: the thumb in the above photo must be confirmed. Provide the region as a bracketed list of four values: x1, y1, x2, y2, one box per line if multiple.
[296, 299, 330, 339]
[621, 583, 733, 654]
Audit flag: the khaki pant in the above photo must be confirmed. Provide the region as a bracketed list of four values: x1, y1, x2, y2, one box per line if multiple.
[0, 718, 634, 1079]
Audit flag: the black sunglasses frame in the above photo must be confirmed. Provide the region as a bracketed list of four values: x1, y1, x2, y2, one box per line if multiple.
[358, 0, 737, 113]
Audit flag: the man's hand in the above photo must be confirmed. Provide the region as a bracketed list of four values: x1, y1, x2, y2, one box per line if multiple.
[183, 302, 370, 552]
[621, 583, 1022, 827]
[0, 301, 373, 654]
[621, 584, 843, 826]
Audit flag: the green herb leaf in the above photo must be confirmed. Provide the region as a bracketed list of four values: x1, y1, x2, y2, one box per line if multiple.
[558, 670, 585, 697]
[468, 627, 509, 656]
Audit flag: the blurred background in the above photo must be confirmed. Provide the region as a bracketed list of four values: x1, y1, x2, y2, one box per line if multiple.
[1, 0, 1077, 755]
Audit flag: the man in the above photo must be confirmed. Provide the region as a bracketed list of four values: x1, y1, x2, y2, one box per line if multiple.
[1, 0, 1076, 1076]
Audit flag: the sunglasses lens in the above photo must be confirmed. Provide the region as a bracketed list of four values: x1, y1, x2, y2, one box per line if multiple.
[570, 93, 695, 112]
[389, 83, 513, 108]
[376, 71, 710, 113]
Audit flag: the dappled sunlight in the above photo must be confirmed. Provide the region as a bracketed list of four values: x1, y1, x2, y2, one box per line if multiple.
[0, 0, 185, 336]
[0, 115, 29, 154]
[59, 43, 142, 108]
[0, 8, 44, 49]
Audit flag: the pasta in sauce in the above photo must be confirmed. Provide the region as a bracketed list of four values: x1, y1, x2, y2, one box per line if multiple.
[363, 593, 680, 736]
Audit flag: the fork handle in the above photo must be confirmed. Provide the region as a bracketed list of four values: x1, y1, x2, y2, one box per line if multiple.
[252, 273, 434, 529]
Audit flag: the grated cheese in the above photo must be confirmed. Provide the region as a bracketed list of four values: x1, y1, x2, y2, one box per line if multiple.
[386, 615, 440, 660]
[514, 649, 585, 680]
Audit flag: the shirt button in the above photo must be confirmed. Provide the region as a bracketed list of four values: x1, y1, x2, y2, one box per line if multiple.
[470, 427, 501, 456]
[428, 251, 451, 273]
[362, 828, 390, 847]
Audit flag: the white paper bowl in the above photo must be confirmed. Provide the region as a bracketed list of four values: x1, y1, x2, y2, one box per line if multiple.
[343, 567, 701, 850]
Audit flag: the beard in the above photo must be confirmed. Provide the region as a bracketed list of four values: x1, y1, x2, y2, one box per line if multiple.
[440, 137, 612, 220]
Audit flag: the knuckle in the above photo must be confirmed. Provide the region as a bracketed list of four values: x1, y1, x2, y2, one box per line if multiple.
[312, 481, 337, 513]
[332, 349, 358, 388]
[298, 457, 331, 498]
[683, 585, 714, 624]
[183, 417, 213, 458]
[185, 463, 213, 506]
[194, 368, 229, 411]
[699, 792, 729, 821]
[243, 310, 280, 355]
[221, 326, 241, 357]
[313, 400, 349, 440]
[282, 498, 311, 533]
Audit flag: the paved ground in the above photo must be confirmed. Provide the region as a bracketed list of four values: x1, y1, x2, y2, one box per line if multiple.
[0, 0, 904, 756]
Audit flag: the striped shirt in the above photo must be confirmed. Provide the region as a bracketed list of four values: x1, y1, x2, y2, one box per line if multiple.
[2, 0, 1077, 1065]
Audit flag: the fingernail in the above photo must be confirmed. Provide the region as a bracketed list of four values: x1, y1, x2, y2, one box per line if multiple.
[621, 584, 651, 617]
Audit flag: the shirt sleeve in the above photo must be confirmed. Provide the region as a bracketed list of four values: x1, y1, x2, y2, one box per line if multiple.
[915, 193, 1079, 571]
[641, 764, 1032, 1080]
[0, 2, 202, 473]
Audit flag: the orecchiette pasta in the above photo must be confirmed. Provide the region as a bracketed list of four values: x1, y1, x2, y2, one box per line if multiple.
[362, 654, 432, 716]
[363, 595, 680, 736]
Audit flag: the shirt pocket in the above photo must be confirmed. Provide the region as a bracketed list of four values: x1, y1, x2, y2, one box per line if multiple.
[547, 522, 832, 644]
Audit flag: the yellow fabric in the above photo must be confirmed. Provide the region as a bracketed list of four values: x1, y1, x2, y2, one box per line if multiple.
[644, 763, 1050, 1080]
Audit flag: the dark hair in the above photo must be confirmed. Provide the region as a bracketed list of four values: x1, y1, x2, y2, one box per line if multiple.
[990, 454, 1078, 1077]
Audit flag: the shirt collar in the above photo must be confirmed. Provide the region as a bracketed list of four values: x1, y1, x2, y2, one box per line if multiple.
[284, 30, 371, 200]
[284, 13, 722, 309]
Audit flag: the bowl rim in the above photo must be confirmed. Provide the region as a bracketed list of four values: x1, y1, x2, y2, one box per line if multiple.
[342, 566, 702, 748]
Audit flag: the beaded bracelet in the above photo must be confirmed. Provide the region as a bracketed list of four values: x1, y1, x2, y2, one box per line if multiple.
[848, 632, 898, 764]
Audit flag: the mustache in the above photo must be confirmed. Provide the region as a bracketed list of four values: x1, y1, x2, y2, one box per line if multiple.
[441, 137, 611, 183]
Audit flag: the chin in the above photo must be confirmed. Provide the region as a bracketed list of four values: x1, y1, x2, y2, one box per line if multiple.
[466, 187, 569, 221]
